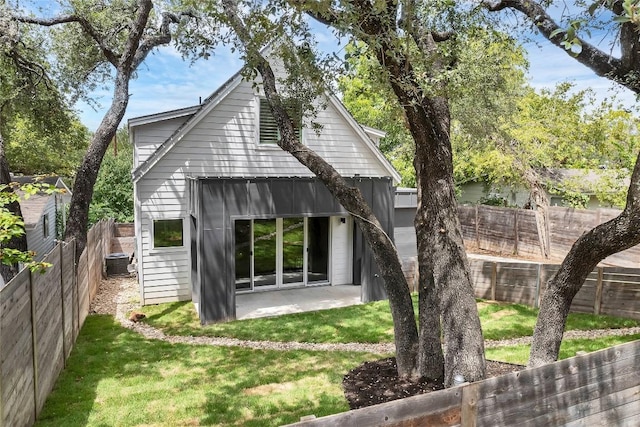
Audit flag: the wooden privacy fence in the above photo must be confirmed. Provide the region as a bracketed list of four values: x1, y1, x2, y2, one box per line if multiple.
[458, 205, 640, 267]
[0, 219, 115, 427]
[286, 339, 640, 426]
[468, 259, 640, 320]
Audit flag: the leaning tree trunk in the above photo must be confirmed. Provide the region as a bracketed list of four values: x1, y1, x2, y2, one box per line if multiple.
[254, 59, 420, 378]
[529, 152, 640, 367]
[222, 0, 420, 379]
[64, 71, 129, 256]
[0, 121, 27, 283]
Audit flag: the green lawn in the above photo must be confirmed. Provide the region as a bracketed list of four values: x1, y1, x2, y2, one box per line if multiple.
[36, 316, 381, 427]
[140, 296, 639, 344]
[36, 298, 640, 426]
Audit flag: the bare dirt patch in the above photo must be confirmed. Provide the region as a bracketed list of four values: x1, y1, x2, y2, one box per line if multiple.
[343, 357, 524, 410]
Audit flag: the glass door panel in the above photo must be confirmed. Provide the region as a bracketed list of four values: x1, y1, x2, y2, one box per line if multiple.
[282, 217, 304, 285]
[253, 219, 277, 287]
[307, 217, 329, 283]
[234, 220, 252, 291]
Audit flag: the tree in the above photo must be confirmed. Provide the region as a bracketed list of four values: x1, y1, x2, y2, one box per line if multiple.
[6, 114, 88, 176]
[0, 6, 72, 281]
[89, 127, 134, 224]
[289, 0, 496, 386]
[339, 33, 529, 189]
[204, 0, 422, 379]
[10, 0, 194, 257]
[484, 0, 640, 366]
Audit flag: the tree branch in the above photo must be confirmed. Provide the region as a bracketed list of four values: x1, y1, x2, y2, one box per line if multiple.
[483, 0, 631, 91]
[13, 13, 120, 66]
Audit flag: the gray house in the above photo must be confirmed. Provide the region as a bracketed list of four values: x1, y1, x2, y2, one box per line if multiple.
[14, 176, 71, 261]
[130, 62, 401, 323]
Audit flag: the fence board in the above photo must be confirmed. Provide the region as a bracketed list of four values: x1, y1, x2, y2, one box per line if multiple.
[0, 270, 35, 427]
[286, 340, 640, 427]
[77, 249, 89, 330]
[61, 242, 75, 358]
[32, 250, 64, 417]
[477, 206, 517, 254]
[0, 220, 114, 427]
[494, 263, 539, 306]
[469, 260, 493, 299]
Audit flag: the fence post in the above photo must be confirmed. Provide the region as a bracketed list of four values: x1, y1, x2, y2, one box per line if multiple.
[534, 263, 541, 309]
[474, 205, 480, 249]
[594, 267, 604, 315]
[29, 272, 38, 421]
[58, 243, 67, 367]
[490, 262, 497, 301]
[461, 382, 480, 427]
[513, 210, 519, 256]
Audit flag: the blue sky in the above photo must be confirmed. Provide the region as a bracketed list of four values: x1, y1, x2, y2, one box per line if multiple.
[75, 21, 638, 132]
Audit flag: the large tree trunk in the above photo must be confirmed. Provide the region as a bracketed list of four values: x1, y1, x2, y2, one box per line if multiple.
[0, 124, 27, 282]
[64, 72, 129, 257]
[529, 152, 640, 367]
[377, 44, 485, 386]
[414, 97, 485, 386]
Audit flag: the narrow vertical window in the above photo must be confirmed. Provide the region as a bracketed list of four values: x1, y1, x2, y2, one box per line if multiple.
[43, 214, 49, 239]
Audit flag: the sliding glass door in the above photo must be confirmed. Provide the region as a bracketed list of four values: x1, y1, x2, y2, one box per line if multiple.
[234, 217, 330, 292]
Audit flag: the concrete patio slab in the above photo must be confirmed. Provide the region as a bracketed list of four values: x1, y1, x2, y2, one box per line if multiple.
[236, 285, 363, 320]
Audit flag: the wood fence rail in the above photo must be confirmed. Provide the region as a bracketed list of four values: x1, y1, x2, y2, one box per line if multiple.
[458, 205, 640, 267]
[286, 339, 640, 426]
[466, 259, 640, 319]
[0, 219, 115, 427]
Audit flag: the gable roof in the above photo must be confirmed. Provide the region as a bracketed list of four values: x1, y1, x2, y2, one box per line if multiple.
[130, 66, 401, 184]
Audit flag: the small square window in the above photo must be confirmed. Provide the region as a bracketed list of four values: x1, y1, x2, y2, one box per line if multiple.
[153, 219, 184, 248]
[259, 98, 301, 144]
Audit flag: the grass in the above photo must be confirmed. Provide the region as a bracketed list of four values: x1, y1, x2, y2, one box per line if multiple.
[37, 298, 640, 426]
[486, 334, 640, 365]
[141, 296, 639, 343]
[36, 316, 381, 427]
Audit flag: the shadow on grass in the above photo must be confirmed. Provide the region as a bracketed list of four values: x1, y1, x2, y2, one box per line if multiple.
[36, 315, 373, 426]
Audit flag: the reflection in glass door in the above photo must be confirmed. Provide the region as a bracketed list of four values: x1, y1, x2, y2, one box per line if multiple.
[282, 218, 304, 285]
[235, 217, 330, 292]
[307, 217, 329, 283]
[234, 220, 252, 290]
[253, 219, 277, 287]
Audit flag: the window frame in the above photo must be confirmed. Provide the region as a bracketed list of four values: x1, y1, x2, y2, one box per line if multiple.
[257, 97, 302, 146]
[42, 213, 49, 239]
[151, 218, 185, 251]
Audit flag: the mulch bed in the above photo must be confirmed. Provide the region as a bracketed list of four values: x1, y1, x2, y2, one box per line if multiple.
[343, 357, 524, 410]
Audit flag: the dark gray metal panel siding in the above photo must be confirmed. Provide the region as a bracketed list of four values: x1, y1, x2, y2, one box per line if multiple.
[195, 177, 395, 323]
[271, 178, 294, 216]
[249, 181, 275, 216]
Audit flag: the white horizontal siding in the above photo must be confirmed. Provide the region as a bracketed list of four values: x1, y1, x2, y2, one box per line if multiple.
[136, 76, 392, 304]
[330, 216, 352, 285]
[25, 197, 57, 261]
[133, 115, 192, 167]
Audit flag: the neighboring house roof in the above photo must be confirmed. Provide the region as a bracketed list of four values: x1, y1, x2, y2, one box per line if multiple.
[11, 175, 72, 229]
[130, 61, 401, 184]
